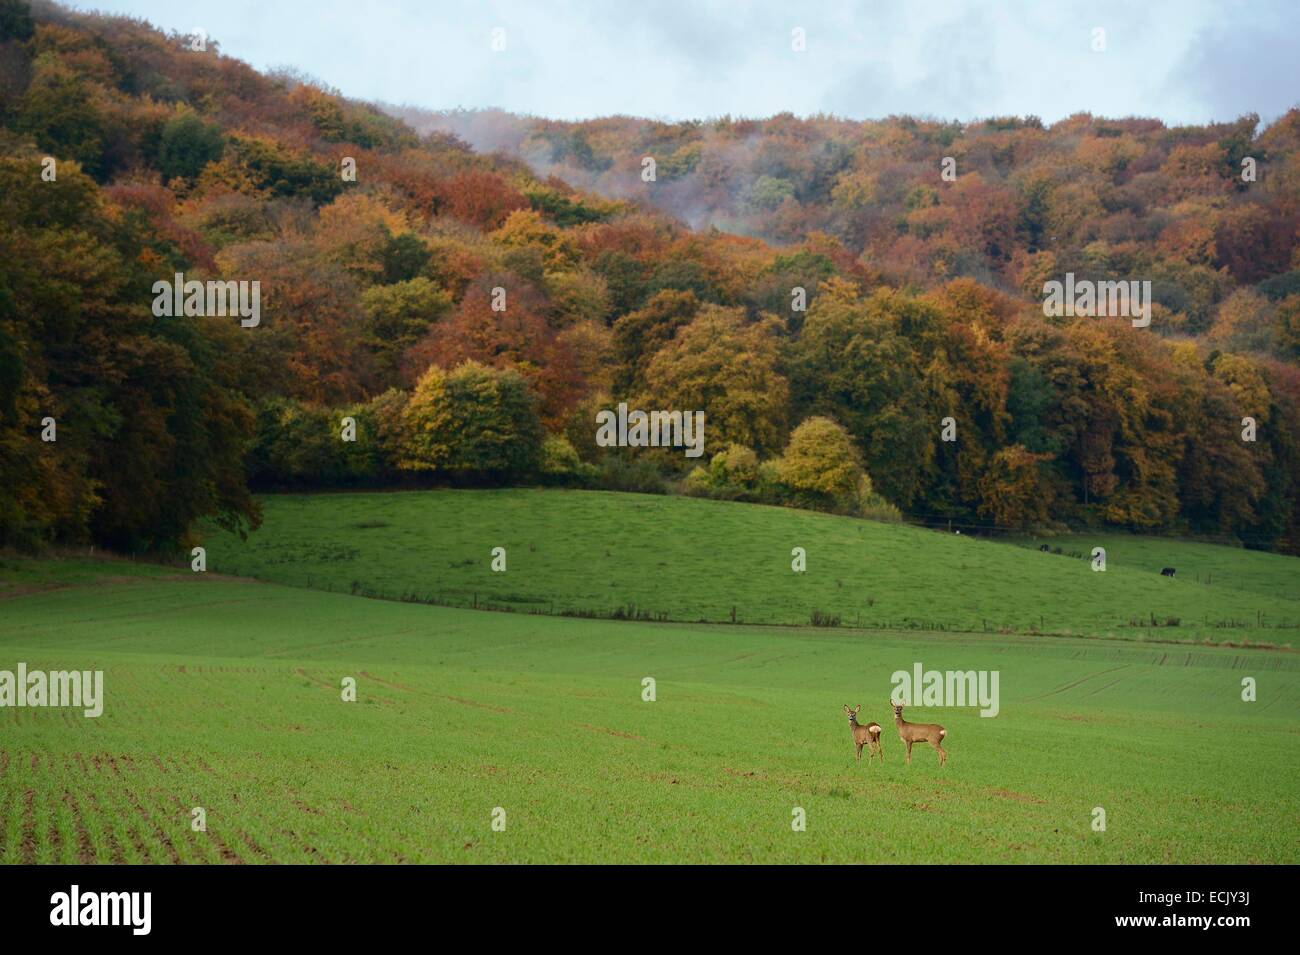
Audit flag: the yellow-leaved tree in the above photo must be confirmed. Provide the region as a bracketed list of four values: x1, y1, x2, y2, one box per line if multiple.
[776, 416, 866, 513]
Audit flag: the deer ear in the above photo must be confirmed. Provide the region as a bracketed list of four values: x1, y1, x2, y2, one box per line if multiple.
[854, 704, 861, 713]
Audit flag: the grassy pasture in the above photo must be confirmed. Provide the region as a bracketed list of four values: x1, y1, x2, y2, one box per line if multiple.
[201, 489, 1300, 645]
[1014, 532, 1300, 599]
[1, 563, 1297, 864]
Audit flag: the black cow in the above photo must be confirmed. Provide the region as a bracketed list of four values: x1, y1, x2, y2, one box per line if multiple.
[1039, 544, 1050, 552]
[1160, 567, 1176, 577]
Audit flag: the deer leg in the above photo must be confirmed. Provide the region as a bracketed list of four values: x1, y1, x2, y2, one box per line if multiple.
[905, 740, 913, 764]
[933, 741, 947, 766]
[855, 743, 862, 763]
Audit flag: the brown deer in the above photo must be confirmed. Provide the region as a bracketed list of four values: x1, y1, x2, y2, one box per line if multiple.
[843, 704, 883, 764]
[891, 700, 947, 766]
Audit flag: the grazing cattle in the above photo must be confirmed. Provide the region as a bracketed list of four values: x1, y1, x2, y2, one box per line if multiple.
[1039, 544, 1050, 552]
[1161, 567, 1176, 577]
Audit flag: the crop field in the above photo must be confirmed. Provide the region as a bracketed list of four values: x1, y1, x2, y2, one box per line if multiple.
[2, 547, 1298, 864]
[202, 489, 1300, 646]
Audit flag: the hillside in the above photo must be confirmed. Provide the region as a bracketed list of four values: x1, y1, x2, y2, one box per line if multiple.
[395, 106, 1300, 328]
[2, 560, 1296, 863]
[202, 489, 1300, 645]
[2, 0, 1299, 560]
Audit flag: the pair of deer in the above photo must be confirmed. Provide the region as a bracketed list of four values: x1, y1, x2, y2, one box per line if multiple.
[842, 702, 948, 766]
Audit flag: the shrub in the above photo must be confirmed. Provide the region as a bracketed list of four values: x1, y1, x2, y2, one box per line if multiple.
[597, 451, 668, 494]
[683, 465, 712, 497]
[683, 443, 761, 500]
[249, 399, 355, 487]
[714, 443, 759, 485]
[399, 361, 543, 479]
[539, 434, 594, 484]
[854, 477, 904, 522]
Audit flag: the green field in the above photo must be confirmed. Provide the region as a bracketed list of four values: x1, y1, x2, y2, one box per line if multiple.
[203, 489, 1300, 645]
[1014, 532, 1300, 599]
[4, 490, 1299, 863]
[1, 555, 1298, 863]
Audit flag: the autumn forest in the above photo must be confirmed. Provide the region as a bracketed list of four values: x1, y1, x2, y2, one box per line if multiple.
[3, 0, 1300, 555]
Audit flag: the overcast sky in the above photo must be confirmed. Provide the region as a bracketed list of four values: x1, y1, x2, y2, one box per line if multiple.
[68, 0, 1300, 126]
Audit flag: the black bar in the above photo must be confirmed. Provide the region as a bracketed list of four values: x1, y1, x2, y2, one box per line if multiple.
[0, 864, 1276, 940]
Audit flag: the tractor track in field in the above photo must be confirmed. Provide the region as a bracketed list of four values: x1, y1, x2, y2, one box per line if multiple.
[1023, 664, 1131, 701]
[262, 630, 424, 658]
[1084, 677, 1127, 697]
[442, 694, 510, 713]
[359, 670, 421, 692]
[294, 667, 336, 690]
[0, 582, 69, 600]
[987, 787, 1047, 805]
[296, 666, 404, 707]
[578, 722, 646, 741]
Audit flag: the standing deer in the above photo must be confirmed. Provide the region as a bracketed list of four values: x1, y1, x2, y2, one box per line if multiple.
[891, 700, 947, 766]
[843, 704, 883, 764]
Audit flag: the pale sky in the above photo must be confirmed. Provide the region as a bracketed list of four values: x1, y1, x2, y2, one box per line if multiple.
[67, 0, 1300, 125]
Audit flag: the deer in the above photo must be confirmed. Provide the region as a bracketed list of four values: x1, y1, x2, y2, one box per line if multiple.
[891, 700, 947, 766]
[843, 704, 883, 764]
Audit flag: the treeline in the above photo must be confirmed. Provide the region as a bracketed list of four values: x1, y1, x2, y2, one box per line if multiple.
[243, 366, 902, 522]
[238, 278, 1300, 550]
[1, 1, 1299, 555]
